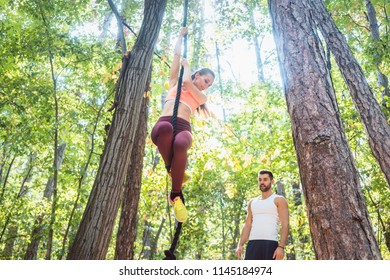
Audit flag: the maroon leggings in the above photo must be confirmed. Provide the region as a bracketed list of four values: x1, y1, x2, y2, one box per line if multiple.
[151, 116, 192, 192]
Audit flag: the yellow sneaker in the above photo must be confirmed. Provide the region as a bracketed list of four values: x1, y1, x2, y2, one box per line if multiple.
[169, 196, 188, 222]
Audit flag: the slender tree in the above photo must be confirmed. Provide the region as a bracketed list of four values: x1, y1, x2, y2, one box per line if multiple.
[244, 2, 265, 82]
[58, 97, 108, 260]
[1, 153, 34, 258]
[268, 0, 381, 259]
[45, 43, 61, 261]
[0, 156, 15, 203]
[150, 217, 165, 259]
[67, 0, 167, 260]
[365, 0, 389, 110]
[24, 144, 66, 260]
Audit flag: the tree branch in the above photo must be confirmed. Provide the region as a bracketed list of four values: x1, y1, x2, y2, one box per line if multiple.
[108, 0, 127, 55]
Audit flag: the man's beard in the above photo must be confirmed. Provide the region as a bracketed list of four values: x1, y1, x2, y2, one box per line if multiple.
[259, 184, 271, 192]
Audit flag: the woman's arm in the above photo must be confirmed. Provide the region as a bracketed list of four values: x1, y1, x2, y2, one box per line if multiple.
[169, 27, 188, 89]
[181, 58, 207, 104]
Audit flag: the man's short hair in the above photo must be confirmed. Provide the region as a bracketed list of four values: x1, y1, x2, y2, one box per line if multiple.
[258, 169, 274, 180]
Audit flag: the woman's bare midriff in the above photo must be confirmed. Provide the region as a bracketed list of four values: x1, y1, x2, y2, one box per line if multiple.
[161, 100, 192, 122]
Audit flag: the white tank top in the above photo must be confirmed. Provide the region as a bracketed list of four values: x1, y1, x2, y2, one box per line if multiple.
[249, 193, 280, 241]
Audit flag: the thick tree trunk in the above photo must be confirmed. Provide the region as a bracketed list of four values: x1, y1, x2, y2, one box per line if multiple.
[114, 65, 151, 260]
[268, 0, 381, 259]
[309, 0, 390, 189]
[67, 0, 167, 260]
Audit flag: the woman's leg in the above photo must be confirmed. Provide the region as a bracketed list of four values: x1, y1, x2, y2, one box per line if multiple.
[151, 120, 174, 169]
[170, 130, 192, 194]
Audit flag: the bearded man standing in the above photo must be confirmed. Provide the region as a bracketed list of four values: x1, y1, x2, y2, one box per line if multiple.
[236, 170, 290, 260]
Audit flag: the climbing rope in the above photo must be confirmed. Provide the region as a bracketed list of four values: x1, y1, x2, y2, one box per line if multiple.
[170, 0, 188, 136]
[163, 0, 189, 261]
[163, 221, 183, 260]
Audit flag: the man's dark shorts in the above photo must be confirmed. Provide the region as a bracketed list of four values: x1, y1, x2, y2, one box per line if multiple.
[245, 240, 278, 260]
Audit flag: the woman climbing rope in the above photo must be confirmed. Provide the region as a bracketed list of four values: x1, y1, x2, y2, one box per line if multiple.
[151, 27, 215, 223]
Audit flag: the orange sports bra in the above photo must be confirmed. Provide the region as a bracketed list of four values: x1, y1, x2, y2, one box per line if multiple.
[165, 85, 204, 113]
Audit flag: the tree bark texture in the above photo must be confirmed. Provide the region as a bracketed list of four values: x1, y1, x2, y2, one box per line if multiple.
[268, 0, 381, 259]
[67, 0, 167, 260]
[309, 0, 390, 189]
[114, 65, 151, 260]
